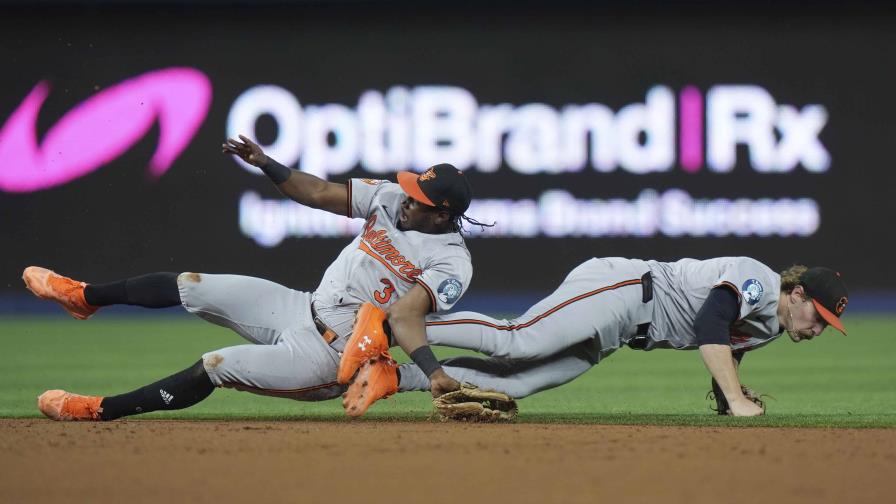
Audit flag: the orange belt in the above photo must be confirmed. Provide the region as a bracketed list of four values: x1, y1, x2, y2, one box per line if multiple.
[310, 302, 338, 345]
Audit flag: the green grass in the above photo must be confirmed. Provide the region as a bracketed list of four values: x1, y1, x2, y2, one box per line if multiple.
[2, 314, 894, 427]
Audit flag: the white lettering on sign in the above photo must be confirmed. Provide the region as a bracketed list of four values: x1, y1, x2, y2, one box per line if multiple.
[238, 189, 820, 245]
[226, 84, 828, 178]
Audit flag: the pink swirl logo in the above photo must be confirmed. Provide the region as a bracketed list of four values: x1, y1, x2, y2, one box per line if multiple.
[0, 67, 212, 193]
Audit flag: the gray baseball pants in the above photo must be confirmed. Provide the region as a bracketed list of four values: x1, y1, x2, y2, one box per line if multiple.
[398, 340, 608, 398]
[423, 258, 654, 360]
[177, 273, 344, 401]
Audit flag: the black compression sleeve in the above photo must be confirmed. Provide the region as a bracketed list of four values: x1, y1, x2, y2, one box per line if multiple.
[694, 287, 740, 346]
[260, 157, 292, 185]
[84, 272, 180, 308]
[99, 360, 214, 420]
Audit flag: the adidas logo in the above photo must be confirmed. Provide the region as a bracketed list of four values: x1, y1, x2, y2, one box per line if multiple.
[159, 388, 174, 405]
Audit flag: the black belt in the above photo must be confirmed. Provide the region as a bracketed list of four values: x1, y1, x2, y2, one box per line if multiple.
[310, 302, 338, 344]
[640, 271, 653, 303]
[628, 272, 653, 350]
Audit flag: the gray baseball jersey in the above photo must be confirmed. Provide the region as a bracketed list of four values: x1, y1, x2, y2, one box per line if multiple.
[645, 257, 782, 352]
[313, 179, 473, 349]
[184, 178, 471, 398]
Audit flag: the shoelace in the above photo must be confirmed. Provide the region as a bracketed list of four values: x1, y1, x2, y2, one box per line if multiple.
[49, 275, 83, 299]
[65, 395, 101, 420]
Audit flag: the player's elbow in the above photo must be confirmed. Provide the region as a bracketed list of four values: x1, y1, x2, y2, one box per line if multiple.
[279, 177, 330, 210]
[693, 312, 733, 347]
[307, 182, 347, 214]
[386, 292, 430, 325]
[296, 185, 327, 209]
[695, 331, 730, 347]
[385, 304, 415, 326]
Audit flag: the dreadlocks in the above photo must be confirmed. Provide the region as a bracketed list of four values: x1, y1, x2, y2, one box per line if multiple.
[452, 213, 496, 234]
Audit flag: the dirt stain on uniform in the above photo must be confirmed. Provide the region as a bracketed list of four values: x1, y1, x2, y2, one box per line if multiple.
[204, 354, 224, 370]
[182, 272, 201, 283]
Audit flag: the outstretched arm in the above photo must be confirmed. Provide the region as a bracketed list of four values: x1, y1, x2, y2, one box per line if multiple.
[695, 288, 763, 417]
[710, 352, 745, 412]
[699, 346, 761, 416]
[387, 284, 460, 397]
[223, 135, 348, 215]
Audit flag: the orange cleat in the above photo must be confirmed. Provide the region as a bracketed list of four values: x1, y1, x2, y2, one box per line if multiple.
[342, 354, 399, 417]
[22, 266, 98, 320]
[38, 390, 104, 421]
[337, 302, 389, 384]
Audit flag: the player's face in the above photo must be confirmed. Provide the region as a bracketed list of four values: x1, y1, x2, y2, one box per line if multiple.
[398, 196, 442, 232]
[785, 296, 827, 342]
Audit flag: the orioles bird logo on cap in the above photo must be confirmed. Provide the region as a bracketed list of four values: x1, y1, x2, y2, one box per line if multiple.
[836, 297, 848, 315]
[419, 168, 436, 181]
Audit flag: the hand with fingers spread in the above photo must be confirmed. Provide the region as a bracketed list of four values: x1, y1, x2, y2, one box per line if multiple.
[222, 135, 269, 168]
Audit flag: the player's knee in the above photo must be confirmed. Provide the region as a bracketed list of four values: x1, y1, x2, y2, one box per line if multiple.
[504, 342, 542, 361]
[498, 330, 546, 360]
[202, 353, 224, 372]
[178, 272, 202, 284]
[493, 380, 534, 399]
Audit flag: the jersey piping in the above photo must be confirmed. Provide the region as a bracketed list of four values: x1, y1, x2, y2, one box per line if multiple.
[222, 380, 340, 395]
[346, 182, 353, 218]
[416, 279, 438, 312]
[714, 281, 744, 321]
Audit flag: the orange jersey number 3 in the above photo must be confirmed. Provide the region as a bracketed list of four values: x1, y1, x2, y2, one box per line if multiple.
[374, 278, 396, 304]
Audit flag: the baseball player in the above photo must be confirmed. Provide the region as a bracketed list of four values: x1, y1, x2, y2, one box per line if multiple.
[24, 135, 480, 421]
[342, 257, 849, 417]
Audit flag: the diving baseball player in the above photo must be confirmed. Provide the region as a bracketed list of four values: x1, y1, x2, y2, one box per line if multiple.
[342, 257, 848, 417]
[24, 135, 479, 421]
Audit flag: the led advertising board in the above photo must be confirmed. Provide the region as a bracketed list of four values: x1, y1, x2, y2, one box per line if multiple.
[2, 7, 892, 293]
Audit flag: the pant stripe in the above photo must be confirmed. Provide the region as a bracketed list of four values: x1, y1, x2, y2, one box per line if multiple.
[220, 380, 340, 394]
[426, 278, 642, 331]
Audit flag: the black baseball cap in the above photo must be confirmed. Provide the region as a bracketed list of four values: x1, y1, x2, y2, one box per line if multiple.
[800, 267, 849, 335]
[397, 163, 472, 214]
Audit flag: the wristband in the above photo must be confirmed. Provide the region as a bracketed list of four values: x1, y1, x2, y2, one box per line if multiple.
[409, 346, 442, 377]
[260, 158, 292, 185]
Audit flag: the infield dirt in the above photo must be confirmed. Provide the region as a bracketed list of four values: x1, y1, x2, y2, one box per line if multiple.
[1, 419, 893, 503]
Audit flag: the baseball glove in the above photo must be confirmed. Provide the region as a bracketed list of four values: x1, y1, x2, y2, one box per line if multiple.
[708, 378, 767, 415]
[432, 383, 519, 422]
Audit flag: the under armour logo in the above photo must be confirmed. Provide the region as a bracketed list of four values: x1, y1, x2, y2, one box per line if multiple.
[358, 335, 372, 351]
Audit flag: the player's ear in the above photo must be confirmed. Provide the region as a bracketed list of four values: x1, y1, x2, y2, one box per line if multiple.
[791, 284, 806, 302]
